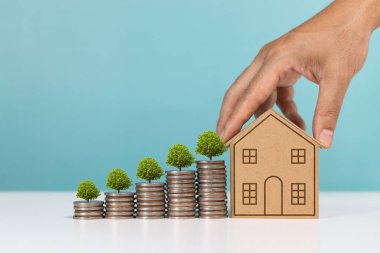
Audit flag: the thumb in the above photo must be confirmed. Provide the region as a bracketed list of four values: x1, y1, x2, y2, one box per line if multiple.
[313, 78, 348, 148]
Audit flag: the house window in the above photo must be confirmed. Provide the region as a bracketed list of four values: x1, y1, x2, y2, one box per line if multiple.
[242, 149, 257, 164]
[291, 149, 306, 164]
[291, 183, 306, 205]
[242, 183, 257, 205]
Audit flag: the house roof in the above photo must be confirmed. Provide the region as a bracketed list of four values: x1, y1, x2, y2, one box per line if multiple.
[225, 109, 327, 148]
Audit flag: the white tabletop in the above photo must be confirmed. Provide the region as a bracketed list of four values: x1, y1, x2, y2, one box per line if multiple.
[0, 192, 379, 253]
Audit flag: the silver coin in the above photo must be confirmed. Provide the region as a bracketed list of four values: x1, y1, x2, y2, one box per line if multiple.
[167, 198, 196, 203]
[104, 192, 134, 197]
[199, 205, 227, 211]
[136, 211, 165, 216]
[105, 215, 134, 219]
[136, 188, 164, 193]
[166, 179, 196, 184]
[197, 201, 227, 206]
[197, 179, 226, 183]
[106, 202, 134, 207]
[198, 183, 226, 188]
[138, 206, 166, 211]
[196, 160, 225, 165]
[166, 170, 195, 175]
[197, 188, 226, 193]
[105, 197, 135, 202]
[168, 202, 196, 207]
[73, 201, 104, 207]
[168, 205, 195, 210]
[74, 206, 104, 211]
[136, 215, 164, 219]
[167, 216, 196, 219]
[167, 211, 196, 216]
[167, 188, 195, 193]
[74, 211, 104, 216]
[73, 216, 103, 220]
[166, 175, 195, 180]
[137, 201, 166, 206]
[137, 198, 165, 203]
[198, 174, 226, 179]
[199, 215, 228, 219]
[198, 193, 227, 199]
[166, 183, 195, 188]
[198, 197, 227, 202]
[135, 182, 165, 188]
[199, 209, 227, 214]
[167, 193, 196, 198]
[197, 171, 226, 176]
[136, 192, 165, 196]
[106, 206, 134, 211]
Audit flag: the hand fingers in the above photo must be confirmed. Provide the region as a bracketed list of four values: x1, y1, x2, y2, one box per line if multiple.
[277, 86, 306, 130]
[217, 56, 264, 133]
[254, 90, 277, 118]
[312, 77, 349, 148]
[220, 61, 283, 142]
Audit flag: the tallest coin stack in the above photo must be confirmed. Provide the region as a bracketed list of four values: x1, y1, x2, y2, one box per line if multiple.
[196, 160, 228, 218]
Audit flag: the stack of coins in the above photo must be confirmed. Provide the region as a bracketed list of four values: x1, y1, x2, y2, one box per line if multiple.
[136, 183, 165, 219]
[73, 201, 104, 219]
[196, 160, 228, 218]
[104, 192, 135, 219]
[166, 171, 196, 218]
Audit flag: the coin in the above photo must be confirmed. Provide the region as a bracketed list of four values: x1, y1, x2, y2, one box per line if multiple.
[136, 187, 164, 193]
[197, 188, 226, 193]
[167, 211, 195, 216]
[136, 183, 165, 188]
[167, 188, 195, 193]
[167, 198, 196, 203]
[198, 183, 226, 188]
[105, 215, 133, 219]
[106, 205, 134, 211]
[166, 175, 195, 180]
[137, 192, 165, 196]
[74, 211, 104, 216]
[136, 211, 165, 216]
[199, 210, 228, 215]
[106, 201, 134, 206]
[166, 179, 195, 183]
[197, 200, 227, 206]
[138, 206, 166, 211]
[198, 196, 227, 201]
[73, 216, 103, 220]
[167, 193, 195, 198]
[197, 178, 226, 183]
[166, 171, 195, 175]
[137, 201, 165, 206]
[166, 183, 195, 188]
[168, 201, 196, 207]
[199, 205, 227, 211]
[73, 201, 104, 207]
[74, 206, 104, 211]
[104, 192, 134, 197]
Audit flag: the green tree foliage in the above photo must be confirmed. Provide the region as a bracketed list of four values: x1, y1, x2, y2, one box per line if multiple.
[106, 168, 132, 193]
[136, 157, 164, 183]
[195, 130, 227, 160]
[166, 144, 195, 171]
[76, 180, 100, 202]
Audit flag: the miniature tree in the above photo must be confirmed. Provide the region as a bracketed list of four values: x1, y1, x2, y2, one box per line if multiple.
[106, 168, 132, 193]
[137, 157, 164, 183]
[76, 180, 100, 202]
[195, 130, 227, 160]
[166, 144, 195, 171]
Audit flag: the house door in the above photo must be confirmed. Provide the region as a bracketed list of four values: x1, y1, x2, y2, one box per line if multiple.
[264, 176, 283, 215]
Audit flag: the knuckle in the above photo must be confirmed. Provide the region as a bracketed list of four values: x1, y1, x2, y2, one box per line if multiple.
[317, 109, 339, 120]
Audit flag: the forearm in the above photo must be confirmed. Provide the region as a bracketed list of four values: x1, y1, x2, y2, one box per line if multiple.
[295, 0, 380, 35]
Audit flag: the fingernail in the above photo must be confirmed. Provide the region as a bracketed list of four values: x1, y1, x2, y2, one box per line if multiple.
[318, 129, 334, 148]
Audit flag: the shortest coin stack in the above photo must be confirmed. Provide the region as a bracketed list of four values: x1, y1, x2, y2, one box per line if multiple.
[136, 183, 166, 219]
[166, 170, 196, 218]
[197, 160, 228, 218]
[104, 192, 135, 219]
[73, 200, 104, 219]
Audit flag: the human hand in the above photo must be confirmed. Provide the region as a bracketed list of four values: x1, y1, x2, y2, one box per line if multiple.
[217, 0, 380, 147]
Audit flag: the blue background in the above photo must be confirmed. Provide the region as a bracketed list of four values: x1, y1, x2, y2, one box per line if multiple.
[1, 0, 380, 191]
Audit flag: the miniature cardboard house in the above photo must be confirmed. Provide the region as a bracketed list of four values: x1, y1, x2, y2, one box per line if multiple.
[226, 109, 326, 218]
